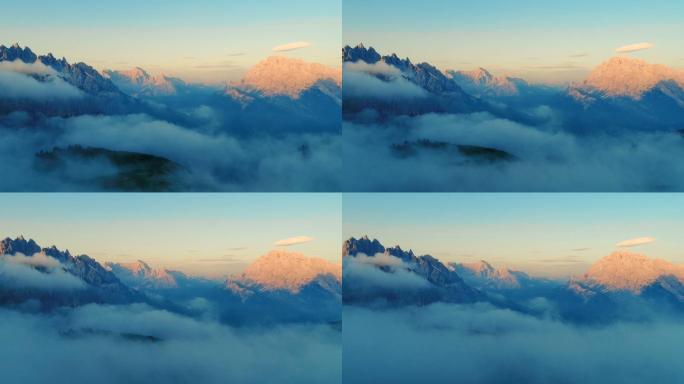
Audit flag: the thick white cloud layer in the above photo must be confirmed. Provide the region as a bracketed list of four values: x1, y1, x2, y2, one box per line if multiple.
[0, 66, 82, 100]
[344, 303, 684, 384]
[0, 254, 85, 291]
[0, 304, 341, 384]
[343, 62, 427, 99]
[0, 112, 340, 191]
[344, 254, 431, 290]
[343, 112, 684, 191]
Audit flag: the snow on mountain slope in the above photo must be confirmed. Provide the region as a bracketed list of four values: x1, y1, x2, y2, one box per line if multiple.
[229, 250, 341, 293]
[574, 56, 684, 100]
[103, 67, 180, 97]
[583, 251, 684, 293]
[450, 260, 526, 289]
[236, 56, 341, 99]
[447, 67, 519, 97]
[105, 260, 177, 289]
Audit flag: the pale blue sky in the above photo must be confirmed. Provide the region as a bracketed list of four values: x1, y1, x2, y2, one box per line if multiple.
[0, 194, 341, 278]
[343, 194, 684, 278]
[0, 0, 341, 83]
[344, 0, 684, 84]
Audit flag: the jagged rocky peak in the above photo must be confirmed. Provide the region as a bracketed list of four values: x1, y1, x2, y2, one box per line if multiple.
[237, 56, 341, 99]
[0, 236, 128, 289]
[0, 236, 42, 256]
[343, 236, 386, 257]
[235, 249, 341, 293]
[580, 56, 684, 99]
[344, 44, 468, 95]
[342, 43, 381, 64]
[385, 244, 417, 262]
[583, 250, 684, 293]
[0, 43, 37, 63]
[0, 42, 121, 94]
[344, 236, 418, 262]
[1, 236, 74, 262]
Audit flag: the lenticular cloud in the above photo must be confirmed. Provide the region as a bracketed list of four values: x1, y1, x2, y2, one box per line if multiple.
[616, 42, 653, 53]
[273, 41, 312, 52]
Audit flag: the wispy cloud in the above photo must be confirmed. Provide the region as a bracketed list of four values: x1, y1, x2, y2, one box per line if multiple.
[571, 247, 590, 252]
[616, 237, 656, 248]
[274, 236, 314, 247]
[569, 53, 588, 58]
[193, 61, 238, 69]
[273, 41, 311, 52]
[535, 255, 585, 264]
[616, 42, 653, 53]
[527, 62, 584, 70]
[194, 256, 242, 263]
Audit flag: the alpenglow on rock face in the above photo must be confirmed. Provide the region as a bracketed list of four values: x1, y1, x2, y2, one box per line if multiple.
[235, 250, 342, 293]
[238, 56, 341, 98]
[447, 67, 519, 97]
[105, 260, 178, 289]
[103, 67, 181, 97]
[450, 260, 528, 289]
[580, 56, 684, 99]
[583, 251, 684, 293]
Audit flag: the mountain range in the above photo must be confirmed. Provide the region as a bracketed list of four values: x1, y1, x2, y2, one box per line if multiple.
[0, 43, 120, 95]
[343, 43, 684, 132]
[343, 236, 481, 305]
[343, 236, 684, 323]
[0, 43, 341, 127]
[0, 236, 341, 325]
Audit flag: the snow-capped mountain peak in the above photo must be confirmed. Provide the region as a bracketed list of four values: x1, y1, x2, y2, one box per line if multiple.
[102, 67, 179, 96]
[461, 67, 494, 82]
[458, 260, 495, 274]
[450, 260, 525, 289]
[580, 56, 684, 99]
[117, 67, 152, 84]
[233, 250, 341, 293]
[105, 260, 177, 289]
[236, 56, 341, 99]
[447, 67, 519, 97]
[583, 250, 684, 293]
